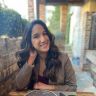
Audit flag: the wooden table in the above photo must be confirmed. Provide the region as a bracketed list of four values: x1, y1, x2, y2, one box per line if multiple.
[8, 90, 95, 96]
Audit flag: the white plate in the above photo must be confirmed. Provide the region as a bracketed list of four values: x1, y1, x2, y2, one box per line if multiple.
[25, 90, 57, 96]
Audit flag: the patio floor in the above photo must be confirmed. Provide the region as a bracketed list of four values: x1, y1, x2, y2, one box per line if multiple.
[72, 63, 96, 93]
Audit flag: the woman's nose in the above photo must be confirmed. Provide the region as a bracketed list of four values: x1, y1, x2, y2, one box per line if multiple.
[40, 35, 45, 42]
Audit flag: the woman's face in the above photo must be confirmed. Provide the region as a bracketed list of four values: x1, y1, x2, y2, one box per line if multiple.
[31, 24, 50, 53]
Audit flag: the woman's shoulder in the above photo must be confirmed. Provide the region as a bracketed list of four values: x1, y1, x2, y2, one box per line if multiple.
[59, 52, 69, 63]
[59, 51, 68, 58]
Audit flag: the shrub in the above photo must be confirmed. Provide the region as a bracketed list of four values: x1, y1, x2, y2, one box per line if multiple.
[0, 7, 29, 37]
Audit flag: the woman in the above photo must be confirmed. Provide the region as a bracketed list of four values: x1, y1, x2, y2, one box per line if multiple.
[15, 20, 77, 91]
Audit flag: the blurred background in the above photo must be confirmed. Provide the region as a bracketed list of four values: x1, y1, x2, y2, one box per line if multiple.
[0, 0, 96, 95]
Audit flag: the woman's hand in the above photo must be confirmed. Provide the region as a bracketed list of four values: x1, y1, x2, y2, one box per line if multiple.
[33, 82, 55, 90]
[27, 50, 37, 65]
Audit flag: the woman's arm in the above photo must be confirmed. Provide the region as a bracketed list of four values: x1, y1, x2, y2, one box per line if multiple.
[33, 54, 77, 91]
[15, 50, 37, 90]
[54, 54, 77, 91]
[15, 63, 34, 90]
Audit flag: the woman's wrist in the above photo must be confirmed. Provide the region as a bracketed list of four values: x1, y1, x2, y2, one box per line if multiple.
[27, 62, 35, 68]
[48, 85, 55, 90]
[52, 85, 55, 90]
[27, 60, 34, 65]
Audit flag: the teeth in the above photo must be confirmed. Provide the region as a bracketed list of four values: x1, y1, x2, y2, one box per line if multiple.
[40, 42, 47, 46]
[40, 43, 48, 48]
[41, 43, 47, 46]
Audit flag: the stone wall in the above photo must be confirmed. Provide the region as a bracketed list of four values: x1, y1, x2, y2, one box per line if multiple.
[0, 38, 21, 96]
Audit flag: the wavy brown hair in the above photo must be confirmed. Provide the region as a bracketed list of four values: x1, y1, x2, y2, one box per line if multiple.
[16, 20, 62, 82]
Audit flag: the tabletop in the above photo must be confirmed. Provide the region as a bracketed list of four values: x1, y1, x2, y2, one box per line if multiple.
[8, 90, 95, 96]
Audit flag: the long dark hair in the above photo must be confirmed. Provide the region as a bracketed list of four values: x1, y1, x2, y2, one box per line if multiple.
[16, 20, 62, 82]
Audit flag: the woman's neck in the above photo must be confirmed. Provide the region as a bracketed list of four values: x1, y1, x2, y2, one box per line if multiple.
[39, 52, 47, 60]
[39, 52, 47, 76]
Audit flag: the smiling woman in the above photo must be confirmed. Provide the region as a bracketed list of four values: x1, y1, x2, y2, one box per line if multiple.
[15, 19, 77, 92]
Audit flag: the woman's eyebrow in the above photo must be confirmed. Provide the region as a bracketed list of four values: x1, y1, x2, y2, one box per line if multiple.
[32, 32, 40, 36]
[32, 30, 45, 35]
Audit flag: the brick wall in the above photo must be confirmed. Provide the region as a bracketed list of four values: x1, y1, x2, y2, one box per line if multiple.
[80, 12, 93, 69]
[0, 38, 21, 96]
[28, 0, 34, 21]
[28, 0, 45, 21]
[39, 0, 45, 21]
[28, 0, 68, 31]
[60, 5, 68, 33]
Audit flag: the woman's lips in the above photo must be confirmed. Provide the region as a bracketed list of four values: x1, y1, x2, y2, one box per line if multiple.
[40, 42, 49, 48]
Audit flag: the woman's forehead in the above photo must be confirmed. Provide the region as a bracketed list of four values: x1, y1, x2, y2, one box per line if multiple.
[32, 24, 45, 34]
[33, 24, 44, 29]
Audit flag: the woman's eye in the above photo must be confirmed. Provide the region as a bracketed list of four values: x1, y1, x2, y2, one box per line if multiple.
[43, 32, 47, 35]
[32, 35, 39, 39]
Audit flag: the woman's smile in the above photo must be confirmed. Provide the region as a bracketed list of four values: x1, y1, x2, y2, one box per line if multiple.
[40, 41, 49, 48]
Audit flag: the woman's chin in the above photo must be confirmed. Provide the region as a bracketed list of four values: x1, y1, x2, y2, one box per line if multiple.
[40, 48, 49, 53]
[41, 50, 49, 53]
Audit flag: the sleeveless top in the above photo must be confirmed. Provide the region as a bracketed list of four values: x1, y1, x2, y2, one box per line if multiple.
[27, 71, 49, 90]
